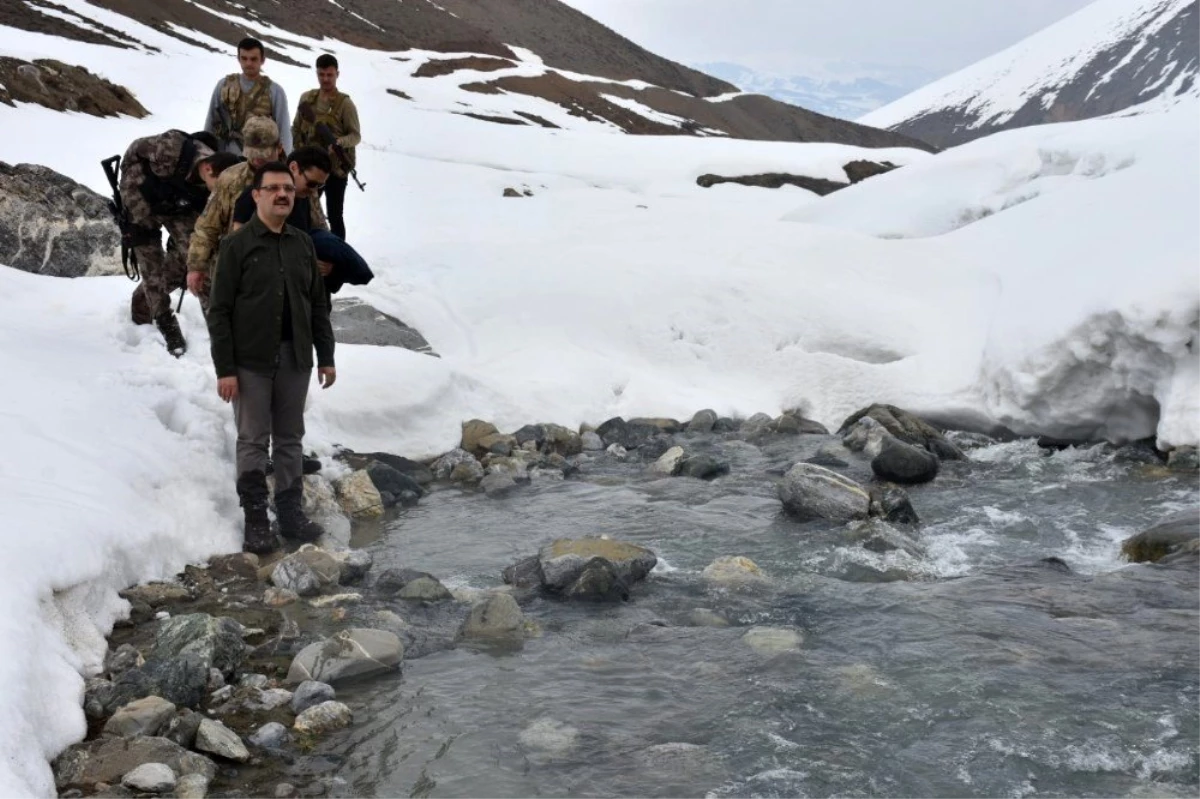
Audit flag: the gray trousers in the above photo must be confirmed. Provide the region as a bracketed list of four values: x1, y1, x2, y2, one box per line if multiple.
[233, 344, 311, 493]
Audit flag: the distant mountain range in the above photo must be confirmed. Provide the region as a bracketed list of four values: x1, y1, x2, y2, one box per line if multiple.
[694, 61, 938, 120]
[861, 0, 1198, 147]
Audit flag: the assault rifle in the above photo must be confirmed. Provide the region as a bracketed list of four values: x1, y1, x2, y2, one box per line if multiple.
[299, 102, 365, 191]
[101, 155, 151, 281]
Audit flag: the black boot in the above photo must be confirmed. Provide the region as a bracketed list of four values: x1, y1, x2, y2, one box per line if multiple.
[265, 455, 322, 476]
[236, 470, 277, 554]
[131, 287, 152, 325]
[275, 485, 324, 542]
[154, 310, 187, 358]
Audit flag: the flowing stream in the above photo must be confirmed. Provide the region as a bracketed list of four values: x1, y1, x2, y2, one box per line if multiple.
[290, 432, 1197, 798]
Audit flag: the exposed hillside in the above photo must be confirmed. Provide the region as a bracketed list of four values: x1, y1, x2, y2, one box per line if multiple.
[861, 0, 1198, 147]
[2, 0, 930, 150]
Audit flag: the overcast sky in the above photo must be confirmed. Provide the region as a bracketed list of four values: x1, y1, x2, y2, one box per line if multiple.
[562, 0, 1095, 79]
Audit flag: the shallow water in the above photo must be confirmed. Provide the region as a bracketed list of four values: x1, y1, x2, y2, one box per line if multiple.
[308, 433, 1198, 798]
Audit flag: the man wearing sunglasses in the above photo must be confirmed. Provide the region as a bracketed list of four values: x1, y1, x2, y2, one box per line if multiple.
[232, 146, 374, 295]
[208, 162, 336, 555]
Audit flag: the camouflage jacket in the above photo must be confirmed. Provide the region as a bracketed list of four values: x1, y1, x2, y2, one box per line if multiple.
[187, 161, 329, 274]
[291, 89, 361, 178]
[119, 130, 213, 223]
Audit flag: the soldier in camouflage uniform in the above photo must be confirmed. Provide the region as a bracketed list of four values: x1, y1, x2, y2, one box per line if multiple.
[292, 53, 361, 240]
[187, 117, 286, 307]
[119, 129, 240, 356]
[203, 37, 292, 156]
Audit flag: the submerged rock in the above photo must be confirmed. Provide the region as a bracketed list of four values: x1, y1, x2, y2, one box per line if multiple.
[1121, 509, 1200, 563]
[460, 593, 525, 638]
[286, 628, 404, 685]
[701, 556, 766, 586]
[778, 463, 870, 522]
[871, 485, 920, 525]
[742, 626, 804, 656]
[678, 454, 730, 480]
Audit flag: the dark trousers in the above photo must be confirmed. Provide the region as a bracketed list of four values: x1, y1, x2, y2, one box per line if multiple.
[233, 344, 311, 493]
[324, 175, 348, 241]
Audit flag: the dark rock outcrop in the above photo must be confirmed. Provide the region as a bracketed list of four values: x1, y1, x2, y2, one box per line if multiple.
[0, 162, 122, 277]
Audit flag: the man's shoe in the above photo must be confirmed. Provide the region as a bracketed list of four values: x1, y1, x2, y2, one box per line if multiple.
[275, 486, 324, 542]
[154, 311, 187, 358]
[237, 471, 278, 554]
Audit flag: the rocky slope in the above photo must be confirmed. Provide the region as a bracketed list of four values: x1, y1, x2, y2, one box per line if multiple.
[3, 0, 931, 150]
[861, 0, 1198, 147]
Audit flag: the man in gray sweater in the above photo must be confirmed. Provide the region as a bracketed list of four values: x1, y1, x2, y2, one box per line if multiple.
[203, 37, 292, 156]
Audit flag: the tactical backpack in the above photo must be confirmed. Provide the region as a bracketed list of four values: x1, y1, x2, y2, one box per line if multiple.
[136, 131, 210, 217]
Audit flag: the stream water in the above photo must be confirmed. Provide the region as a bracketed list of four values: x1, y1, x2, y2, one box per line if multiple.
[297, 432, 1197, 798]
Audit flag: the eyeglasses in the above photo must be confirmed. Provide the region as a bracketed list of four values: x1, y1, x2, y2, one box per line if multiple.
[303, 172, 326, 191]
[257, 184, 296, 194]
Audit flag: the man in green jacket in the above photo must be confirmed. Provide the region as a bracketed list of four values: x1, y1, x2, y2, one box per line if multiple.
[208, 161, 337, 554]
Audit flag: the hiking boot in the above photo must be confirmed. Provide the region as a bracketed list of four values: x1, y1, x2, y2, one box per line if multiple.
[236, 470, 277, 554]
[131, 287, 152, 325]
[154, 311, 187, 358]
[274, 485, 324, 542]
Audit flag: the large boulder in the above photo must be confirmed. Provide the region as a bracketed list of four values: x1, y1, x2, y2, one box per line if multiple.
[537, 538, 658, 590]
[0, 162, 122, 277]
[329, 297, 435, 354]
[150, 613, 248, 677]
[461, 419, 500, 455]
[107, 653, 209, 710]
[871, 437, 940, 484]
[839, 404, 965, 460]
[778, 463, 870, 523]
[53, 737, 215, 791]
[286, 628, 403, 685]
[1121, 509, 1200, 563]
[0, 57, 148, 118]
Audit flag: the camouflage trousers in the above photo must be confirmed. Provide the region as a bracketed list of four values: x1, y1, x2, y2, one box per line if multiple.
[127, 216, 196, 323]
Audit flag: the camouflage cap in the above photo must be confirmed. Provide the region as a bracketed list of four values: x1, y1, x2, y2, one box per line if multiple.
[185, 137, 217, 183]
[241, 115, 281, 161]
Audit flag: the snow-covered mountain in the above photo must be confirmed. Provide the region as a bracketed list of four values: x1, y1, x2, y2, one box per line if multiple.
[696, 61, 937, 121]
[861, 0, 1198, 147]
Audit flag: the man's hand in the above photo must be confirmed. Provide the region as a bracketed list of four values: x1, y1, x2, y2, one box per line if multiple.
[187, 271, 208, 296]
[318, 367, 337, 389]
[217, 376, 239, 403]
[317, 260, 333, 276]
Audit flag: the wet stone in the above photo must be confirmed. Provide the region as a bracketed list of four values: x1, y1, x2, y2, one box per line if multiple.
[195, 718, 250, 762]
[286, 628, 404, 685]
[291, 680, 337, 714]
[460, 593, 524, 638]
[250, 721, 292, 750]
[294, 701, 353, 736]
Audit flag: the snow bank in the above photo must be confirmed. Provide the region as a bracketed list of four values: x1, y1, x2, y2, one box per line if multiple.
[0, 6, 1197, 796]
